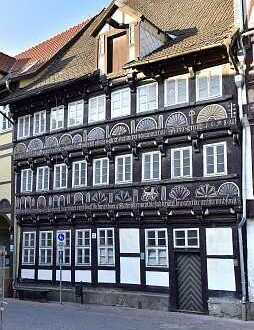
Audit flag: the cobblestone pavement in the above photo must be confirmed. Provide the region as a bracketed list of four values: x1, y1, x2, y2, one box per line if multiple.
[2, 299, 254, 330]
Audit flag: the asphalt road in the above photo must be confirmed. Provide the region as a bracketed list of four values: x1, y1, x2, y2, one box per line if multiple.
[2, 299, 254, 330]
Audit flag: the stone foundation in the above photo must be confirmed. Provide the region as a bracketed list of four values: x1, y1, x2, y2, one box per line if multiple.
[208, 297, 242, 319]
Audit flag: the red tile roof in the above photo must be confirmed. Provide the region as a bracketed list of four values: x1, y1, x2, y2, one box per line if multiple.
[9, 19, 91, 78]
[0, 53, 15, 74]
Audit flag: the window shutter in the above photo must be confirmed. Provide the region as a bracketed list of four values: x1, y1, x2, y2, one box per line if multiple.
[144, 154, 151, 180]
[166, 80, 176, 106]
[177, 78, 187, 103]
[152, 153, 160, 179]
[210, 74, 221, 97]
[102, 159, 108, 184]
[198, 76, 208, 100]
[182, 149, 190, 176]
[27, 170, 32, 191]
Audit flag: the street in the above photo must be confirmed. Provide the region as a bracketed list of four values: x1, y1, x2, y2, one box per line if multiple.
[1, 299, 254, 330]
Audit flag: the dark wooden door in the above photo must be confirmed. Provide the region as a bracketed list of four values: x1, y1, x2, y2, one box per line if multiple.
[175, 253, 204, 312]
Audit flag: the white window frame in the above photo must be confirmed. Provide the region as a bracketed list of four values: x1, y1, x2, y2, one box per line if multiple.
[97, 228, 115, 266]
[203, 142, 227, 177]
[171, 146, 192, 179]
[142, 151, 161, 182]
[145, 229, 168, 267]
[20, 169, 33, 193]
[173, 228, 200, 248]
[50, 105, 65, 131]
[93, 158, 109, 186]
[72, 160, 87, 188]
[111, 88, 131, 118]
[75, 229, 91, 266]
[67, 100, 84, 128]
[53, 164, 68, 190]
[56, 230, 71, 266]
[88, 95, 106, 123]
[0, 105, 12, 133]
[33, 110, 46, 136]
[39, 231, 53, 265]
[137, 82, 158, 113]
[22, 231, 36, 265]
[36, 166, 50, 191]
[196, 66, 222, 101]
[115, 154, 133, 184]
[164, 74, 189, 106]
[17, 115, 30, 140]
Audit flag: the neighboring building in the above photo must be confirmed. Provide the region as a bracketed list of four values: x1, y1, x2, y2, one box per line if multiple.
[0, 0, 248, 319]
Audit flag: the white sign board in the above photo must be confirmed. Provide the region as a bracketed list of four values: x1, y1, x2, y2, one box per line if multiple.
[57, 232, 66, 251]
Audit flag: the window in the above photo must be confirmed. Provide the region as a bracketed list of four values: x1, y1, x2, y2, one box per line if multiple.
[142, 151, 161, 181]
[39, 231, 53, 265]
[0, 105, 12, 133]
[72, 160, 87, 187]
[21, 169, 33, 192]
[171, 147, 192, 178]
[129, 24, 135, 45]
[88, 95, 106, 123]
[50, 106, 64, 131]
[76, 230, 91, 265]
[165, 75, 188, 106]
[111, 88, 131, 118]
[115, 154, 132, 184]
[174, 228, 199, 248]
[68, 100, 84, 127]
[33, 110, 46, 135]
[137, 82, 158, 113]
[204, 142, 227, 176]
[97, 229, 115, 266]
[93, 158, 109, 186]
[196, 66, 222, 101]
[145, 229, 168, 267]
[57, 230, 71, 265]
[36, 166, 49, 191]
[17, 115, 30, 139]
[22, 232, 36, 265]
[54, 164, 68, 189]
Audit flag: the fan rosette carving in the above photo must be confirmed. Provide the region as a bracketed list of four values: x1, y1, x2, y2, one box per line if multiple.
[72, 134, 82, 145]
[196, 104, 227, 123]
[37, 196, 46, 209]
[45, 136, 58, 149]
[115, 191, 132, 203]
[195, 184, 217, 198]
[92, 192, 108, 204]
[59, 134, 72, 146]
[136, 117, 157, 132]
[141, 187, 159, 202]
[14, 143, 27, 155]
[87, 127, 105, 141]
[73, 192, 84, 205]
[166, 112, 188, 128]
[168, 186, 190, 201]
[110, 123, 130, 137]
[218, 182, 240, 197]
[28, 138, 43, 151]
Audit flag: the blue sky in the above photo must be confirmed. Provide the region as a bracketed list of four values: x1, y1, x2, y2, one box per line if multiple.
[0, 0, 109, 56]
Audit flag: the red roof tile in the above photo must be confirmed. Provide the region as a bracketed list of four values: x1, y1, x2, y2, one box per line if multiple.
[9, 19, 91, 78]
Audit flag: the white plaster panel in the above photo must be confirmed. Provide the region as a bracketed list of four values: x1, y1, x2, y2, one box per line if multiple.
[247, 220, 254, 302]
[98, 270, 116, 284]
[120, 257, 140, 284]
[206, 228, 233, 255]
[207, 258, 236, 291]
[38, 270, 52, 281]
[120, 228, 140, 254]
[146, 271, 169, 287]
[75, 270, 91, 283]
[21, 269, 35, 280]
[56, 270, 71, 282]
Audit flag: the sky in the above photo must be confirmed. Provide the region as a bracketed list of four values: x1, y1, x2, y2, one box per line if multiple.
[0, 0, 109, 56]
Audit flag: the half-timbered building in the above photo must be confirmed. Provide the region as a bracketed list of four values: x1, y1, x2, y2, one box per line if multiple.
[0, 0, 246, 318]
